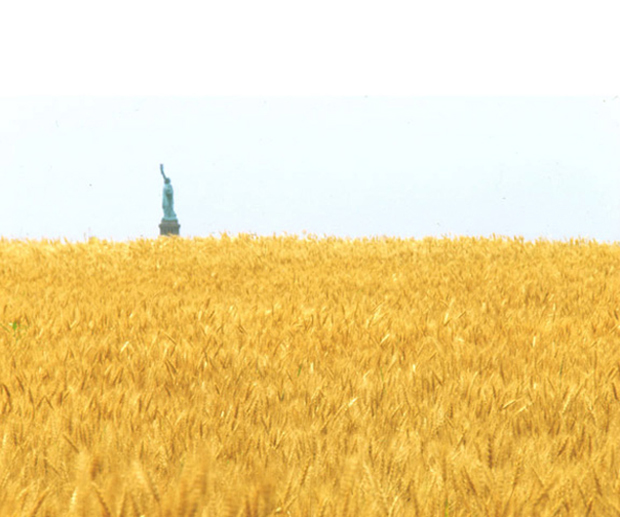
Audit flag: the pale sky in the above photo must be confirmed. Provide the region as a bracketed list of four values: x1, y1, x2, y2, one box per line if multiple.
[1, 0, 619, 241]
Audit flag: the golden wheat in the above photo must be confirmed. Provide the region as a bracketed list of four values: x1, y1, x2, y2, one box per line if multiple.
[0, 235, 619, 515]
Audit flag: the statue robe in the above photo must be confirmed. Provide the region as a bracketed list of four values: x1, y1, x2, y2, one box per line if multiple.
[162, 183, 177, 220]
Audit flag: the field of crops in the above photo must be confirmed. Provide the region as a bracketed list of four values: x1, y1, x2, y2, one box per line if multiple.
[0, 235, 619, 516]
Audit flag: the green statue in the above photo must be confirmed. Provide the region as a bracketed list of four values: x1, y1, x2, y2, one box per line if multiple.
[160, 164, 177, 221]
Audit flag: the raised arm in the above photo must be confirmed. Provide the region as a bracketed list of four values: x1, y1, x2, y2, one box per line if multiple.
[160, 164, 168, 181]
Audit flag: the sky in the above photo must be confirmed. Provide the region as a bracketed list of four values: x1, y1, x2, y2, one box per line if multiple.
[1, 0, 619, 242]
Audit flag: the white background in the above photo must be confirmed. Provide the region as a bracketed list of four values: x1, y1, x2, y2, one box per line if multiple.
[1, 0, 618, 241]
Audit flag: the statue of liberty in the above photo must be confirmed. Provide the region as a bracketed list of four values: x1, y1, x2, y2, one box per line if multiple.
[160, 164, 178, 221]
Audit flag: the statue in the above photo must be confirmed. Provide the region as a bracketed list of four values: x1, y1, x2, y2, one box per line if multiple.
[160, 164, 177, 221]
[159, 164, 180, 236]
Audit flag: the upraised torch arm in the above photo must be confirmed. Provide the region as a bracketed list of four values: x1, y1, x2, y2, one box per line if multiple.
[160, 164, 168, 181]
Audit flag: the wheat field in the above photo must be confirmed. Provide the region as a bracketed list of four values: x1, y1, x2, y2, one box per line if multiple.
[0, 235, 619, 516]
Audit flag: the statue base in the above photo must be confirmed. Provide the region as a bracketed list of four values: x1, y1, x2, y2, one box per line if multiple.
[159, 219, 180, 236]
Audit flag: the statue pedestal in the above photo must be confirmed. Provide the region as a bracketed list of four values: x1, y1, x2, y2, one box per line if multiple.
[159, 219, 180, 236]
